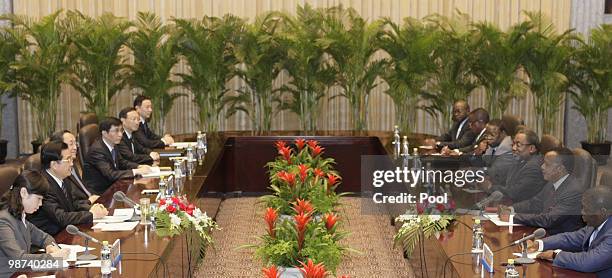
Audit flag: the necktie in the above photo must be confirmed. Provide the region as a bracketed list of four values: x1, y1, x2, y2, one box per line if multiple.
[59, 181, 69, 200]
[111, 148, 117, 168]
[71, 168, 92, 197]
[491, 148, 496, 156]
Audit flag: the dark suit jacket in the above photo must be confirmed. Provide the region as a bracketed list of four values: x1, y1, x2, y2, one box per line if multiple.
[83, 139, 138, 194]
[117, 132, 154, 165]
[542, 217, 612, 276]
[133, 121, 165, 149]
[513, 175, 584, 235]
[69, 167, 92, 202]
[438, 117, 469, 143]
[0, 209, 55, 277]
[27, 171, 93, 235]
[491, 154, 547, 202]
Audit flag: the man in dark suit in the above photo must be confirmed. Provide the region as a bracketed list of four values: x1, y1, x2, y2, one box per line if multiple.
[436, 100, 474, 149]
[132, 95, 174, 149]
[49, 130, 99, 204]
[527, 186, 612, 276]
[83, 117, 152, 194]
[482, 128, 547, 202]
[28, 142, 108, 235]
[499, 147, 584, 235]
[118, 107, 160, 165]
[440, 108, 489, 154]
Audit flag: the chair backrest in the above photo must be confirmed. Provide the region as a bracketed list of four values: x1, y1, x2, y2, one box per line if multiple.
[572, 148, 597, 191]
[77, 113, 99, 132]
[79, 124, 100, 164]
[0, 166, 21, 197]
[23, 153, 41, 171]
[540, 135, 562, 155]
[600, 169, 612, 187]
[501, 114, 524, 137]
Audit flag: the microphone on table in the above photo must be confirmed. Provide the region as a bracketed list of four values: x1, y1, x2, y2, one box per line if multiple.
[511, 228, 546, 246]
[113, 191, 139, 208]
[475, 191, 504, 210]
[113, 191, 141, 221]
[66, 225, 99, 260]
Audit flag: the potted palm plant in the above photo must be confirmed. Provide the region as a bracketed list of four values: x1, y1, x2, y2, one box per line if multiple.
[319, 6, 386, 131]
[567, 24, 612, 165]
[0, 26, 21, 163]
[420, 13, 477, 132]
[275, 4, 335, 132]
[3, 12, 73, 152]
[127, 12, 182, 135]
[225, 12, 284, 132]
[68, 11, 131, 119]
[519, 12, 575, 136]
[174, 15, 243, 132]
[379, 17, 436, 134]
[470, 22, 528, 119]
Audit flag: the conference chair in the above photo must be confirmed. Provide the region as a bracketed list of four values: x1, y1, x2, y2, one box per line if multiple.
[601, 169, 612, 187]
[77, 113, 99, 132]
[23, 153, 42, 171]
[0, 166, 21, 196]
[502, 114, 524, 137]
[572, 148, 597, 191]
[540, 135, 562, 155]
[78, 124, 100, 167]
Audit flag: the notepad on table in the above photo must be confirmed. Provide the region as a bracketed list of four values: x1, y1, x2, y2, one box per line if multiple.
[92, 220, 139, 231]
[170, 142, 197, 149]
[485, 214, 523, 226]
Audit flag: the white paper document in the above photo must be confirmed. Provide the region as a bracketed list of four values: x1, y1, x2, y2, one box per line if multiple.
[92, 221, 139, 231]
[141, 170, 174, 178]
[462, 188, 484, 193]
[484, 214, 523, 226]
[170, 142, 197, 149]
[94, 208, 134, 223]
[512, 249, 560, 260]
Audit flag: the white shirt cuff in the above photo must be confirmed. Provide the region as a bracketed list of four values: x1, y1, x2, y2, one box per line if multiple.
[161, 138, 168, 145]
[536, 240, 544, 252]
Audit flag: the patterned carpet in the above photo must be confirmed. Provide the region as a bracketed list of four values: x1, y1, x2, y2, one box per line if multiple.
[195, 197, 415, 278]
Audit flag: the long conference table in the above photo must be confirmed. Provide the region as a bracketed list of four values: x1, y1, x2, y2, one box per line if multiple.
[13, 131, 596, 277]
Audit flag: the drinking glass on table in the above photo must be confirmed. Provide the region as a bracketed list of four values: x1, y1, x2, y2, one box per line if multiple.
[139, 198, 151, 225]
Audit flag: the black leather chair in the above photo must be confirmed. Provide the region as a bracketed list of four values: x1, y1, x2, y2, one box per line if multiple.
[78, 124, 100, 165]
[77, 113, 99, 132]
[501, 114, 524, 137]
[0, 166, 21, 197]
[601, 169, 612, 187]
[23, 153, 41, 171]
[572, 148, 597, 191]
[540, 134, 562, 155]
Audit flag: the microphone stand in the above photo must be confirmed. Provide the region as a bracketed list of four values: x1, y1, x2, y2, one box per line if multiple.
[77, 238, 98, 260]
[515, 235, 535, 264]
[128, 204, 141, 222]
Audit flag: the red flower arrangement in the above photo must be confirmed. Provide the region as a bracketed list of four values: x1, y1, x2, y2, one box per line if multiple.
[295, 138, 306, 151]
[278, 145, 292, 163]
[294, 212, 311, 251]
[262, 265, 279, 278]
[311, 145, 324, 157]
[277, 171, 296, 186]
[293, 199, 314, 215]
[323, 212, 338, 232]
[298, 259, 328, 278]
[275, 140, 287, 150]
[264, 207, 278, 238]
[313, 168, 324, 178]
[298, 164, 309, 182]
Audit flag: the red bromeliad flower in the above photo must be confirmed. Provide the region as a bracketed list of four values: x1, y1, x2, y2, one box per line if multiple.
[313, 168, 324, 178]
[293, 199, 314, 215]
[294, 212, 311, 251]
[298, 259, 328, 278]
[278, 146, 292, 163]
[178, 202, 187, 211]
[310, 145, 324, 157]
[306, 140, 319, 149]
[323, 212, 339, 231]
[327, 173, 340, 187]
[275, 140, 287, 150]
[264, 207, 278, 238]
[338, 276, 351, 278]
[262, 265, 279, 278]
[298, 164, 309, 182]
[277, 171, 296, 186]
[295, 138, 306, 151]
[159, 199, 166, 205]
[171, 197, 180, 205]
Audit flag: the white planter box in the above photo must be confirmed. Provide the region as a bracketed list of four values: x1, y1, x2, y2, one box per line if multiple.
[279, 267, 303, 278]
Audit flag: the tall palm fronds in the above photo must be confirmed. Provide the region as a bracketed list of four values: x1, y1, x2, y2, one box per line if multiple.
[226, 11, 285, 132]
[174, 15, 243, 132]
[520, 11, 576, 135]
[275, 4, 335, 132]
[68, 11, 132, 118]
[567, 24, 612, 143]
[319, 6, 386, 131]
[0, 27, 22, 135]
[127, 12, 182, 134]
[379, 17, 436, 134]
[470, 22, 529, 119]
[3, 11, 73, 142]
[420, 12, 477, 132]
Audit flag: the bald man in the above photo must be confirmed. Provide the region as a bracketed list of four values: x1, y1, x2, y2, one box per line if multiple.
[437, 100, 472, 148]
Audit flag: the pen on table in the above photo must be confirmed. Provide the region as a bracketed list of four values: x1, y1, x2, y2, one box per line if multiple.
[51, 241, 62, 249]
[69, 262, 90, 268]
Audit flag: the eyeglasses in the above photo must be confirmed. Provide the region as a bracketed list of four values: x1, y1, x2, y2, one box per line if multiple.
[59, 157, 74, 164]
[109, 127, 124, 134]
[512, 141, 533, 148]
